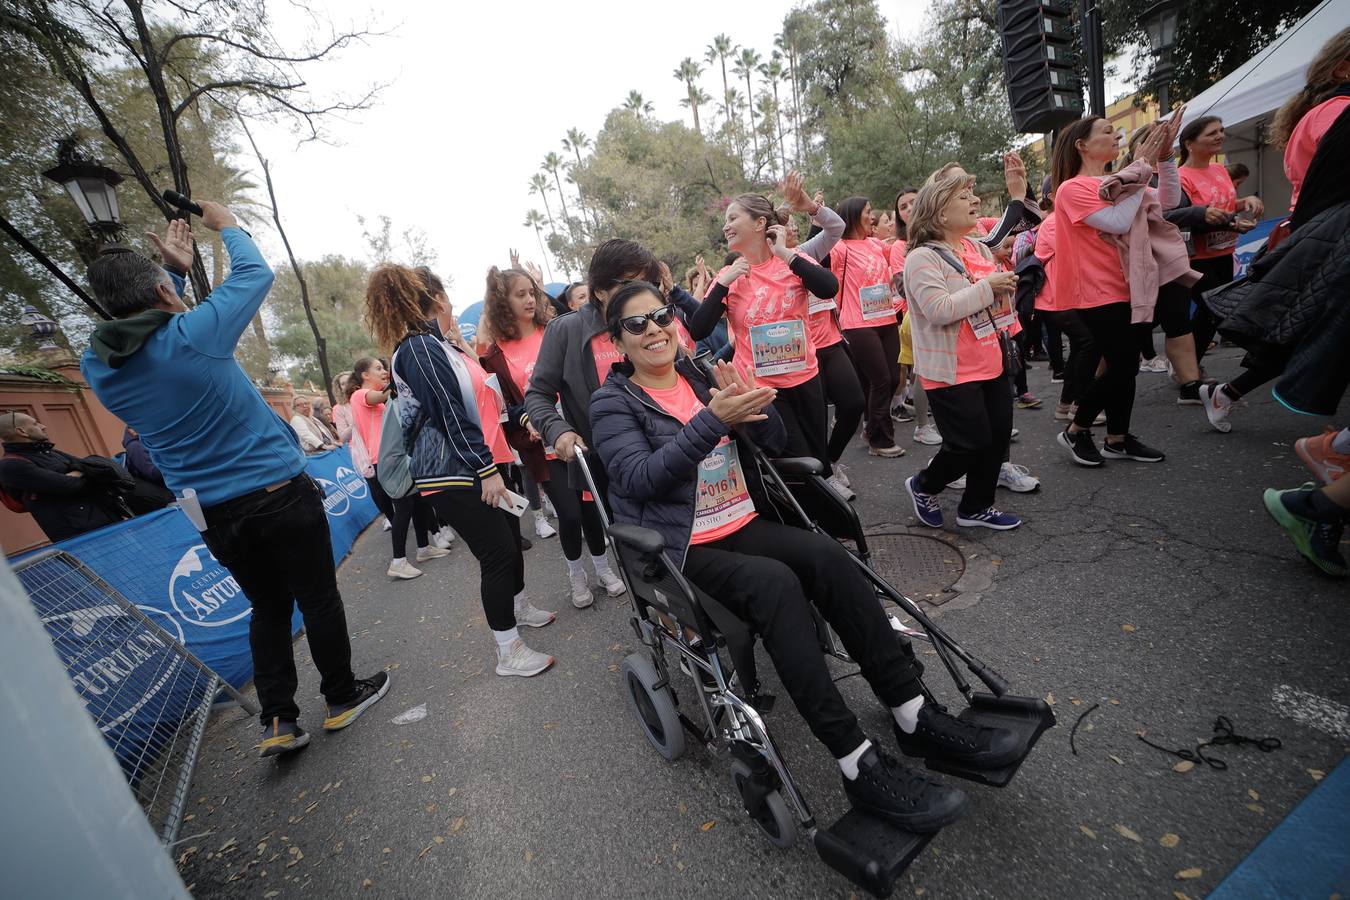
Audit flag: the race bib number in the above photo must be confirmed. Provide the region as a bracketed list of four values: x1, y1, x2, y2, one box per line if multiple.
[693, 441, 755, 536]
[748, 319, 808, 377]
[1205, 230, 1238, 252]
[808, 296, 837, 315]
[860, 283, 892, 320]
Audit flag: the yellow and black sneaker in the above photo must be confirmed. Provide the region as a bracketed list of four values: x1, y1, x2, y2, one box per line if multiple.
[323, 671, 391, 732]
[256, 718, 310, 758]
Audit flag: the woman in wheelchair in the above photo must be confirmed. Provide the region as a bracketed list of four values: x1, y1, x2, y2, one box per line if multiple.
[591, 282, 1020, 833]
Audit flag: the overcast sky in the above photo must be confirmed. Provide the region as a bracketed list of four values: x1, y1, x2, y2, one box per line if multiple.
[244, 0, 934, 313]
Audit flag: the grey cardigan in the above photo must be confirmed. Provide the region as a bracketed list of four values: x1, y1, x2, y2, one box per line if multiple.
[523, 302, 608, 453]
[902, 242, 998, 386]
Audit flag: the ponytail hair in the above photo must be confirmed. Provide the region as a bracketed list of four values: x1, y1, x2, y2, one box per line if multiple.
[731, 193, 789, 237]
[1271, 26, 1350, 148]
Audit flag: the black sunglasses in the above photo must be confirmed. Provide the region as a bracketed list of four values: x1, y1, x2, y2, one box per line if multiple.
[619, 303, 677, 336]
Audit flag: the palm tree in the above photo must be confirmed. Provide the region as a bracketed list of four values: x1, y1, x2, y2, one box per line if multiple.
[733, 47, 762, 170]
[776, 23, 806, 162]
[541, 152, 572, 228]
[673, 57, 705, 132]
[523, 210, 553, 281]
[705, 34, 736, 129]
[681, 87, 713, 137]
[561, 129, 598, 231]
[724, 85, 747, 164]
[759, 53, 789, 177]
[622, 89, 654, 118]
[528, 172, 558, 236]
[754, 93, 781, 180]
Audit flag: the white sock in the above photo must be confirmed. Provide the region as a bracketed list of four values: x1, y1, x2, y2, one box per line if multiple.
[392, 557, 406, 565]
[893, 695, 925, 733]
[837, 739, 873, 780]
[565, 557, 586, 579]
[592, 554, 615, 577]
[1333, 428, 1350, 455]
[492, 627, 519, 652]
[513, 590, 526, 614]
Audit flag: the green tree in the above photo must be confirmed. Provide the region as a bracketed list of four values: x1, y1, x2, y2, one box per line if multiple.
[622, 90, 654, 118]
[268, 255, 376, 387]
[787, 0, 891, 127]
[759, 53, 789, 176]
[522, 210, 552, 281]
[673, 58, 706, 133]
[705, 34, 737, 131]
[733, 47, 763, 174]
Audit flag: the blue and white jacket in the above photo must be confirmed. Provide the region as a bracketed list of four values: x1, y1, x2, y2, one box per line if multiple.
[390, 329, 497, 492]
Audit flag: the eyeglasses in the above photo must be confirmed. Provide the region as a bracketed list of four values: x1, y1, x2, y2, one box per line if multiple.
[619, 304, 677, 336]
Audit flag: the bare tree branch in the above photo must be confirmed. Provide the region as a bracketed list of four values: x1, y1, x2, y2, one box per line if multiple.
[173, 78, 305, 120]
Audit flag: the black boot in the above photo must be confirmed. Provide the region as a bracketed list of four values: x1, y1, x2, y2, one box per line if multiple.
[841, 744, 967, 833]
[894, 704, 1021, 768]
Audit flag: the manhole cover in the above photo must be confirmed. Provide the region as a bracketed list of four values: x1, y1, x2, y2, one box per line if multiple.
[865, 531, 966, 603]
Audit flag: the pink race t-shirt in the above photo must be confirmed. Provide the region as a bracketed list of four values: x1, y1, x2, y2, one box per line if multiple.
[917, 239, 1006, 390]
[590, 332, 625, 385]
[831, 238, 898, 330]
[496, 328, 546, 397]
[1033, 213, 1061, 312]
[1052, 175, 1130, 310]
[460, 348, 513, 465]
[644, 377, 756, 545]
[1285, 96, 1350, 209]
[1178, 163, 1238, 259]
[720, 254, 818, 388]
[349, 389, 385, 461]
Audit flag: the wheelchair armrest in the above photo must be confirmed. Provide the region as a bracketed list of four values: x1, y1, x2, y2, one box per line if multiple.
[772, 457, 826, 477]
[608, 523, 666, 556]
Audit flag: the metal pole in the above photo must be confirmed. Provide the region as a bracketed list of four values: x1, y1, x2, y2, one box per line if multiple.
[1081, 0, 1106, 116]
[0, 213, 110, 321]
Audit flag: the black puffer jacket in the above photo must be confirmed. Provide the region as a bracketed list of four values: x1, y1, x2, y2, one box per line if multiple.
[0, 442, 131, 542]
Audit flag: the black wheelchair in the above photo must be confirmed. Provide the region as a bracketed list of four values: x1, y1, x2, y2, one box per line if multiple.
[577, 440, 1054, 898]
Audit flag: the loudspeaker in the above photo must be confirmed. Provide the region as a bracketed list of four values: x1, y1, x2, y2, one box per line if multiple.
[998, 0, 1084, 133]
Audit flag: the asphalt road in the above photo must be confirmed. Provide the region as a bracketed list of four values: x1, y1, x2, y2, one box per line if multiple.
[179, 347, 1349, 899]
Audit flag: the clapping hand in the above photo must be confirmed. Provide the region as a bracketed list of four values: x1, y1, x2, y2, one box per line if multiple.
[1003, 152, 1027, 200]
[146, 218, 195, 273]
[708, 361, 776, 425]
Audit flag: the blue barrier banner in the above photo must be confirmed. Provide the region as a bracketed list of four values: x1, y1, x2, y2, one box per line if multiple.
[12, 446, 378, 690]
[1233, 216, 1280, 278]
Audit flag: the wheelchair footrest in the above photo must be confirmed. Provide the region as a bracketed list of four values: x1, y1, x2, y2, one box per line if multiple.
[814, 810, 935, 898]
[923, 692, 1056, 788]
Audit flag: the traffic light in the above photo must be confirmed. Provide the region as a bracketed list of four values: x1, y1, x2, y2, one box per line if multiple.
[998, 0, 1084, 133]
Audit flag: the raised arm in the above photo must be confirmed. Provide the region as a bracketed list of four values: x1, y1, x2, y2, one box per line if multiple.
[178, 202, 276, 358]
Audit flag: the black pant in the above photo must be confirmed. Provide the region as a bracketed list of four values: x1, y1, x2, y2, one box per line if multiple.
[1011, 331, 1030, 395]
[682, 518, 922, 758]
[390, 492, 432, 558]
[818, 342, 865, 463]
[917, 377, 1013, 515]
[772, 374, 832, 476]
[1044, 318, 1064, 374]
[541, 458, 607, 560]
[423, 488, 524, 631]
[201, 477, 356, 725]
[843, 324, 901, 448]
[365, 472, 394, 521]
[1072, 302, 1138, 434]
[500, 465, 528, 551]
[1044, 309, 1099, 407]
[1190, 255, 1235, 362]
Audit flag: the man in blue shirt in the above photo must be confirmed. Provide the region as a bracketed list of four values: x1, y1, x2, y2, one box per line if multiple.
[82, 201, 389, 757]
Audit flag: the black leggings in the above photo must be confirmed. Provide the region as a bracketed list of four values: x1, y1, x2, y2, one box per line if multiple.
[390, 493, 433, 558]
[365, 473, 394, 520]
[541, 458, 606, 560]
[771, 374, 832, 476]
[423, 488, 524, 631]
[1043, 317, 1064, 374]
[1043, 309, 1099, 406]
[817, 342, 865, 463]
[917, 376, 1013, 515]
[683, 517, 922, 758]
[1190, 255, 1235, 361]
[842, 324, 901, 448]
[1072, 302, 1139, 435]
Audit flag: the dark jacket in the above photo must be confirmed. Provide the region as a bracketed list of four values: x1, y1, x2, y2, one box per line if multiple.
[480, 342, 548, 483]
[1162, 184, 1227, 257]
[390, 330, 498, 492]
[121, 428, 165, 486]
[591, 358, 786, 568]
[0, 442, 130, 542]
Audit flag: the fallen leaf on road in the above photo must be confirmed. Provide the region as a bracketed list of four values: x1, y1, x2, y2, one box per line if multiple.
[1079, 825, 1097, 839]
[392, 704, 428, 725]
[608, 665, 619, 673]
[1173, 761, 1195, 773]
[1045, 691, 1056, 705]
[1109, 699, 1121, 706]
[1112, 824, 1143, 844]
[1175, 868, 1202, 880]
[420, 775, 433, 783]
[678, 801, 687, 814]
[425, 804, 436, 813]
[700, 820, 716, 832]
[1070, 698, 1082, 706]
[524, 849, 534, 863]
[543, 722, 559, 730]
[451, 817, 465, 833]
[1247, 788, 1260, 801]
[1308, 769, 1325, 781]
[362, 879, 372, 888]
[219, 837, 238, 853]
[1246, 803, 1264, 813]
[1173, 893, 1191, 900]
[1159, 833, 1180, 848]
[1108, 754, 1124, 765]
[447, 787, 457, 798]
[1122, 624, 1136, 633]
[434, 836, 444, 845]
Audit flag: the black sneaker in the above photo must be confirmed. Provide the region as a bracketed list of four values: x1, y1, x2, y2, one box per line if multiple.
[256, 718, 310, 758]
[1057, 427, 1104, 467]
[1101, 434, 1164, 462]
[1177, 380, 1202, 405]
[893, 705, 1021, 768]
[1050, 370, 1065, 384]
[323, 671, 391, 731]
[891, 403, 915, 423]
[519, 536, 534, 551]
[842, 745, 968, 833]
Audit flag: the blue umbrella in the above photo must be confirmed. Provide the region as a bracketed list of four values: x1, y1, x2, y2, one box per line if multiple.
[456, 300, 484, 343]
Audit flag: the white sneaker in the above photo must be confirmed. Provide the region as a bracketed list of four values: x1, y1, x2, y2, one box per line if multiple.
[997, 462, 1041, 493]
[868, 444, 906, 458]
[948, 474, 967, 490]
[832, 462, 851, 488]
[596, 568, 627, 597]
[381, 517, 391, 532]
[1009, 427, 1020, 442]
[435, 526, 456, 545]
[495, 639, 555, 677]
[1199, 383, 1233, 433]
[1139, 356, 1169, 374]
[516, 601, 556, 628]
[827, 474, 856, 502]
[415, 545, 450, 562]
[570, 570, 594, 608]
[430, 532, 453, 550]
[534, 515, 557, 539]
[913, 424, 942, 445]
[539, 493, 558, 519]
[387, 559, 422, 580]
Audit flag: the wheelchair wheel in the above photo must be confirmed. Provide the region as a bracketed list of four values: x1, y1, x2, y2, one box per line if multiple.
[619, 653, 685, 761]
[729, 759, 796, 849]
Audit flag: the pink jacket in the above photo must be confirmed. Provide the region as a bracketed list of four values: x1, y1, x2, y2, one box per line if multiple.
[1099, 160, 1200, 324]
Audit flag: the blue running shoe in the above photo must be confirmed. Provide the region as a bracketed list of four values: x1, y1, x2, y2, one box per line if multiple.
[906, 475, 943, 528]
[955, 507, 1022, 530]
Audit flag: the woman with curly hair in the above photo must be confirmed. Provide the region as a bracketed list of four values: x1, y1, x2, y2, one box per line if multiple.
[365, 264, 555, 677]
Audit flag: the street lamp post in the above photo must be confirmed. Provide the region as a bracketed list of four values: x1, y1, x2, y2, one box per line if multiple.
[42, 156, 125, 247]
[1138, 0, 1181, 114]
